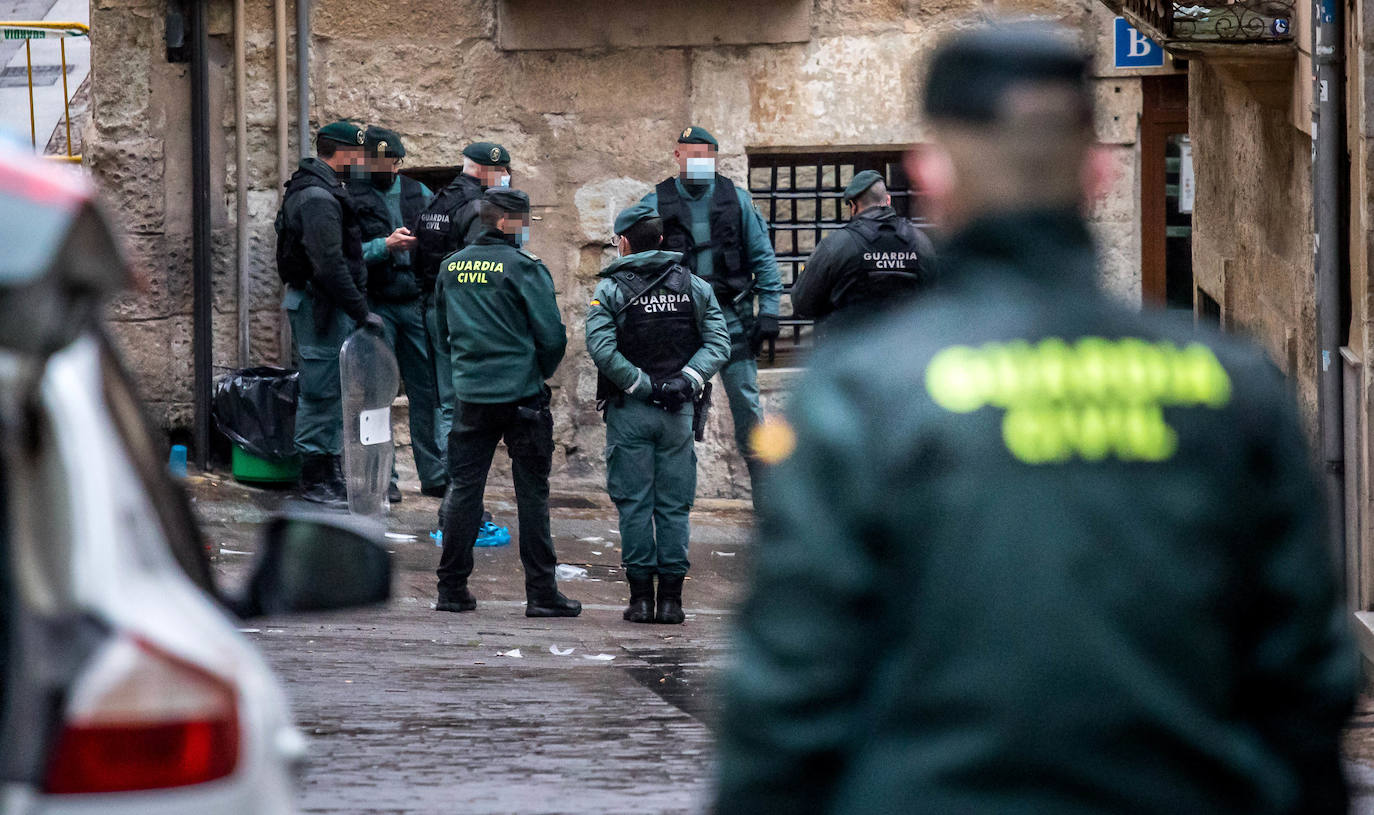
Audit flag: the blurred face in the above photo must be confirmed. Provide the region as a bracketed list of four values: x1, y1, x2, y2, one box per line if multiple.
[479, 165, 512, 189]
[674, 143, 717, 181]
[497, 212, 531, 240]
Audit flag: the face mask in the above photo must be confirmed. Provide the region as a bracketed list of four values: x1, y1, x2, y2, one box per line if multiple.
[684, 157, 715, 182]
[370, 171, 396, 190]
[497, 174, 511, 188]
[518, 227, 531, 246]
[348, 164, 369, 182]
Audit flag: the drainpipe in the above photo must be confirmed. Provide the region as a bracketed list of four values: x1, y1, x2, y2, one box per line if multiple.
[296, 0, 310, 160]
[189, 0, 212, 470]
[276, 0, 292, 364]
[234, 0, 250, 367]
[1313, 0, 1346, 563]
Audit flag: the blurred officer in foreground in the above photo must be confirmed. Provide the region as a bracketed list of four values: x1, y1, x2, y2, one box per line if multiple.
[586, 203, 731, 623]
[347, 125, 446, 502]
[415, 142, 514, 450]
[716, 23, 1357, 814]
[432, 189, 580, 618]
[276, 119, 384, 507]
[640, 127, 784, 509]
[790, 169, 936, 334]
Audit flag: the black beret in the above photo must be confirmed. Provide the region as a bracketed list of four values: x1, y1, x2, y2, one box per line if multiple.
[924, 24, 1093, 125]
[365, 126, 405, 158]
[483, 188, 530, 214]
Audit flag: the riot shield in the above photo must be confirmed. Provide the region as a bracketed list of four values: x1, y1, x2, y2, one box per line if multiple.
[339, 327, 400, 516]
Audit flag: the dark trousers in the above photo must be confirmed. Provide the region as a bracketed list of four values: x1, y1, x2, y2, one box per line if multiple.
[437, 396, 557, 600]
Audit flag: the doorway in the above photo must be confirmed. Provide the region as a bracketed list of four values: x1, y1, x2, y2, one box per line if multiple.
[1140, 74, 1191, 314]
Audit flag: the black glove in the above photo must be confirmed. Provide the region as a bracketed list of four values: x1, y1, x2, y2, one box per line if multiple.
[650, 374, 695, 413]
[750, 314, 780, 354]
[362, 312, 387, 336]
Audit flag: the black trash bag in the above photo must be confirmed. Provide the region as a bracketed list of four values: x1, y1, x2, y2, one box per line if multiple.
[213, 366, 299, 461]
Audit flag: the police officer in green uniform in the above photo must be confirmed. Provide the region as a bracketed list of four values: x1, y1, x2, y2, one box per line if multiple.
[716, 24, 1356, 814]
[640, 128, 783, 507]
[586, 203, 731, 624]
[346, 125, 446, 502]
[432, 188, 580, 617]
[415, 142, 513, 449]
[276, 119, 385, 506]
[790, 169, 936, 333]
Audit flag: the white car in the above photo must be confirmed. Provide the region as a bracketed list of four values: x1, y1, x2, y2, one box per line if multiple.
[0, 146, 389, 813]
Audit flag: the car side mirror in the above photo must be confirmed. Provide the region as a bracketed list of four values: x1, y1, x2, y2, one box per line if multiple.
[232, 510, 391, 619]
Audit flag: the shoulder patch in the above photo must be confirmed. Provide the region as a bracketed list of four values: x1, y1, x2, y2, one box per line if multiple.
[589, 299, 601, 307]
[518, 248, 541, 261]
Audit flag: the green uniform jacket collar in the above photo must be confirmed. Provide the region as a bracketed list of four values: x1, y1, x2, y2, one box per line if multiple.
[940, 206, 1096, 289]
[473, 228, 520, 248]
[599, 250, 685, 278]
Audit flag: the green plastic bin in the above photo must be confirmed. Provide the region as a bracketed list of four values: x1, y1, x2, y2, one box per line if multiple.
[231, 444, 300, 484]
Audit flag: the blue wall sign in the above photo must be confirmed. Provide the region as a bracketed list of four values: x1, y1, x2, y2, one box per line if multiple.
[1114, 17, 1165, 68]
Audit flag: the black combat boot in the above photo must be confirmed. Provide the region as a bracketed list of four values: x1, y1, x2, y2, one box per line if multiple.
[387, 481, 403, 504]
[436, 585, 477, 613]
[655, 574, 685, 624]
[299, 454, 347, 508]
[623, 574, 655, 623]
[526, 590, 582, 618]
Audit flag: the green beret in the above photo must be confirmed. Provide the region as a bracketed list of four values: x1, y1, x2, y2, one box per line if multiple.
[614, 202, 659, 236]
[464, 142, 512, 167]
[365, 126, 405, 158]
[318, 119, 365, 147]
[483, 188, 530, 214]
[924, 23, 1093, 126]
[843, 170, 884, 203]
[677, 126, 718, 149]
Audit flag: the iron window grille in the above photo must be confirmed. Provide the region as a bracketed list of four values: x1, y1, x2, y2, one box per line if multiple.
[747, 150, 927, 365]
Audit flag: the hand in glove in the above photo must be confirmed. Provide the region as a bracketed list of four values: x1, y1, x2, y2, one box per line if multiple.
[651, 374, 696, 413]
[750, 314, 780, 354]
[362, 312, 387, 336]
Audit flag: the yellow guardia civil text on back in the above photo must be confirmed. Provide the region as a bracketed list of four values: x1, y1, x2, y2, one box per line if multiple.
[924, 337, 1233, 464]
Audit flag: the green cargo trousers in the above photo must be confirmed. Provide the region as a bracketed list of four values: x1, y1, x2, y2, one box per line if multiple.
[605, 398, 696, 580]
[284, 288, 354, 456]
[423, 296, 455, 449]
[372, 298, 447, 490]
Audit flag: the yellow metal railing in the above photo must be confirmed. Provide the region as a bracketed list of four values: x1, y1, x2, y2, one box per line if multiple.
[1, 21, 89, 162]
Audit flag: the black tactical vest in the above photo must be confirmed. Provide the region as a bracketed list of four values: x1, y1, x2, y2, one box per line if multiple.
[613, 264, 702, 380]
[415, 173, 483, 294]
[656, 175, 752, 301]
[349, 176, 430, 301]
[830, 212, 930, 312]
[275, 165, 363, 290]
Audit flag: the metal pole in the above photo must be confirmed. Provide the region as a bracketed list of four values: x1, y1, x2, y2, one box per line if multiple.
[234, 0, 250, 367]
[60, 38, 71, 156]
[276, 0, 294, 365]
[296, 0, 310, 160]
[190, 0, 213, 470]
[1313, 0, 1346, 573]
[25, 40, 35, 148]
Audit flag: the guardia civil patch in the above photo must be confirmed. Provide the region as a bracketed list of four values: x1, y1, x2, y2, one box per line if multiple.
[924, 337, 1232, 465]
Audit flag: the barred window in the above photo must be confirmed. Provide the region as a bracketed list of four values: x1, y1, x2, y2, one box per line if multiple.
[747, 151, 925, 365]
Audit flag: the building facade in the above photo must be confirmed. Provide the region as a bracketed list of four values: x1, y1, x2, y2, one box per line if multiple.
[85, 0, 1145, 498]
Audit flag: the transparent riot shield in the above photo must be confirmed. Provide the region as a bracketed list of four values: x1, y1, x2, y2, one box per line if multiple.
[339, 327, 400, 516]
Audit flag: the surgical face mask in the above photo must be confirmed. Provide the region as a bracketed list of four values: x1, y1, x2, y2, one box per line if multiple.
[518, 226, 531, 246]
[348, 164, 369, 182]
[370, 171, 396, 190]
[684, 157, 715, 182]
[497, 174, 512, 188]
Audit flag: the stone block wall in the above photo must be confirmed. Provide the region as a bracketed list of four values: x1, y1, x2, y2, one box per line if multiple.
[87, 0, 1141, 498]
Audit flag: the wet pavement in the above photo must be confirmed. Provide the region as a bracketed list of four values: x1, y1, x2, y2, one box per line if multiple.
[192, 453, 1374, 813]
[195, 461, 752, 815]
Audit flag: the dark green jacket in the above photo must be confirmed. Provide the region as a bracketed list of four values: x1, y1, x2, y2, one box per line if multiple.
[585, 250, 731, 397]
[434, 229, 566, 404]
[716, 209, 1357, 815]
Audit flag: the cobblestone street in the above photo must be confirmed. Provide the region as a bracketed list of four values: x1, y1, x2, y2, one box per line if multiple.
[197, 462, 751, 815]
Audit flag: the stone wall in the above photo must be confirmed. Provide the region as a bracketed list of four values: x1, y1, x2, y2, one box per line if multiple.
[1188, 60, 1318, 435]
[87, 0, 1141, 498]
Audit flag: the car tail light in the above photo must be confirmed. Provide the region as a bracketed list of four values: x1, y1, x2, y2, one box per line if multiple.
[44, 635, 240, 794]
